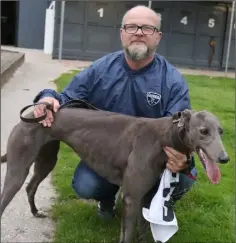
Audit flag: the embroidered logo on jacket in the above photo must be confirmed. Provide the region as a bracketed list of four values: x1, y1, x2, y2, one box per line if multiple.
[146, 92, 161, 106]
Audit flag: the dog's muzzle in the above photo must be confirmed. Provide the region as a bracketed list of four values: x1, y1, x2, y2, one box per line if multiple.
[218, 151, 230, 164]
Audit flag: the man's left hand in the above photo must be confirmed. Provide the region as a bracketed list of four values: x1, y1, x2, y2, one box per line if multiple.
[163, 146, 188, 173]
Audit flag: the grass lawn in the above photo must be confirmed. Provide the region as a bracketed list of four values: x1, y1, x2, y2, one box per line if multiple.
[50, 70, 234, 243]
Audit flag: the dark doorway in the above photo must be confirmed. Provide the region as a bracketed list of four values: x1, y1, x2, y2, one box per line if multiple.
[1, 1, 19, 46]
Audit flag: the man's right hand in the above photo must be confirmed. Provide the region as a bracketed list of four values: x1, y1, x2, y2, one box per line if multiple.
[33, 97, 60, 127]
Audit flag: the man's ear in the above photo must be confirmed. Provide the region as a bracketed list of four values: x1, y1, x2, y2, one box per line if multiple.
[177, 109, 193, 128]
[156, 31, 162, 45]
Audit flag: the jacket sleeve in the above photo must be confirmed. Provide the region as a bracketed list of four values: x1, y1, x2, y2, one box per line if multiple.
[33, 65, 95, 105]
[164, 69, 191, 117]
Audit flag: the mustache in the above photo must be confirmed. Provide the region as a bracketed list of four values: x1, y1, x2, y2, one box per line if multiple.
[130, 40, 146, 44]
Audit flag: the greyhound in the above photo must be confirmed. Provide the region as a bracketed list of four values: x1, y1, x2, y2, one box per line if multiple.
[0, 100, 229, 243]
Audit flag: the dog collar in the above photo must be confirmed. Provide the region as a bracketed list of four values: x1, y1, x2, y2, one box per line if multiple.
[184, 169, 197, 181]
[172, 116, 197, 181]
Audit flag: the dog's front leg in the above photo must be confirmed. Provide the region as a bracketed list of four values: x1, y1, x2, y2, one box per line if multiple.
[136, 189, 157, 242]
[119, 198, 125, 243]
[136, 204, 149, 242]
[119, 194, 140, 243]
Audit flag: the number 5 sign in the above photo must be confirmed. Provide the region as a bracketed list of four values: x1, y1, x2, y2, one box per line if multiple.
[208, 18, 215, 28]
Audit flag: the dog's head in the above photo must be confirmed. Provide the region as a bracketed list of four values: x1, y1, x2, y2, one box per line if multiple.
[172, 109, 229, 184]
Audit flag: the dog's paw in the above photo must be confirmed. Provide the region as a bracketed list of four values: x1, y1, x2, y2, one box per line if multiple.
[33, 210, 47, 218]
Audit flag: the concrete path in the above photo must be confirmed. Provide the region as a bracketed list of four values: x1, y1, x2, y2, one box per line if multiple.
[0, 47, 75, 242]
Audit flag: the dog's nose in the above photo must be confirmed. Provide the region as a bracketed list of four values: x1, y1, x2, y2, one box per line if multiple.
[218, 151, 230, 164]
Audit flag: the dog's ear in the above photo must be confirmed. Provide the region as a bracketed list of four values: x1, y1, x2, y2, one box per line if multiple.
[176, 109, 193, 128]
[172, 111, 182, 122]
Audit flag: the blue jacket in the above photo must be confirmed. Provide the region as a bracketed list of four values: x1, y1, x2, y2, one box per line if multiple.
[34, 51, 191, 118]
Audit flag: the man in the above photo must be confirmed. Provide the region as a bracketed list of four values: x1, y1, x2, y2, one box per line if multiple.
[33, 5, 197, 220]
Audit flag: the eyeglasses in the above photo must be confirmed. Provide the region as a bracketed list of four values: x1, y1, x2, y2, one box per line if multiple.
[123, 24, 159, 35]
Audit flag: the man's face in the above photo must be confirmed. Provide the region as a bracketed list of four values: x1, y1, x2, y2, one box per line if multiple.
[120, 9, 162, 61]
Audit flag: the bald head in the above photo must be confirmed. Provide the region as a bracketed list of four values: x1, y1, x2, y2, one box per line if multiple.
[120, 4, 163, 62]
[121, 5, 162, 30]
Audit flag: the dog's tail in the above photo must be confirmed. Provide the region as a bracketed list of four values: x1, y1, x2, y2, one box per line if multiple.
[1, 153, 7, 163]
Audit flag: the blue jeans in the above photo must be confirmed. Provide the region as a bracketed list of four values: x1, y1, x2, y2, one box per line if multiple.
[72, 160, 197, 204]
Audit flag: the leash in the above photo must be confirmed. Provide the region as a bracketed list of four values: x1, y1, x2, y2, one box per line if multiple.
[19, 99, 99, 123]
[20, 102, 53, 123]
[58, 99, 99, 111]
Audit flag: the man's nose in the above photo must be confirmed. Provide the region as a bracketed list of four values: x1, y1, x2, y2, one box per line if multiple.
[135, 28, 143, 35]
[218, 151, 230, 164]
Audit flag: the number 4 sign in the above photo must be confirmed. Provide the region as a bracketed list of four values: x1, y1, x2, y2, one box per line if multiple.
[180, 16, 188, 25]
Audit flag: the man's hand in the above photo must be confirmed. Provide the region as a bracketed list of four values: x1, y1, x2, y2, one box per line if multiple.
[163, 146, 188, 173]
[33, 97, 60, 127]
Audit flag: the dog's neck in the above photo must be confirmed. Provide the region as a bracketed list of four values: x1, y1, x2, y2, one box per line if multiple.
[170, 122, 192, 156]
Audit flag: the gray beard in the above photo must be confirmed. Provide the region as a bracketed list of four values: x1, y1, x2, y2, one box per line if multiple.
[124, 44, 156, 61]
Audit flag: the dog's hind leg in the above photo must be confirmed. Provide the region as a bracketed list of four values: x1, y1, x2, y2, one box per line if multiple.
[0, 155, 35, 217]
[26, 140, 60, 218]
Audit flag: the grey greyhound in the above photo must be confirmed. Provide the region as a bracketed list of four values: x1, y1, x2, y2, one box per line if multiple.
[0, 100, 229, 243]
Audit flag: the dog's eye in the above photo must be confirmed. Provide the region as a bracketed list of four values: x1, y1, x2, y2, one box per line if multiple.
[219, 128, 223, 135]
[200, 128, 208, 135]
